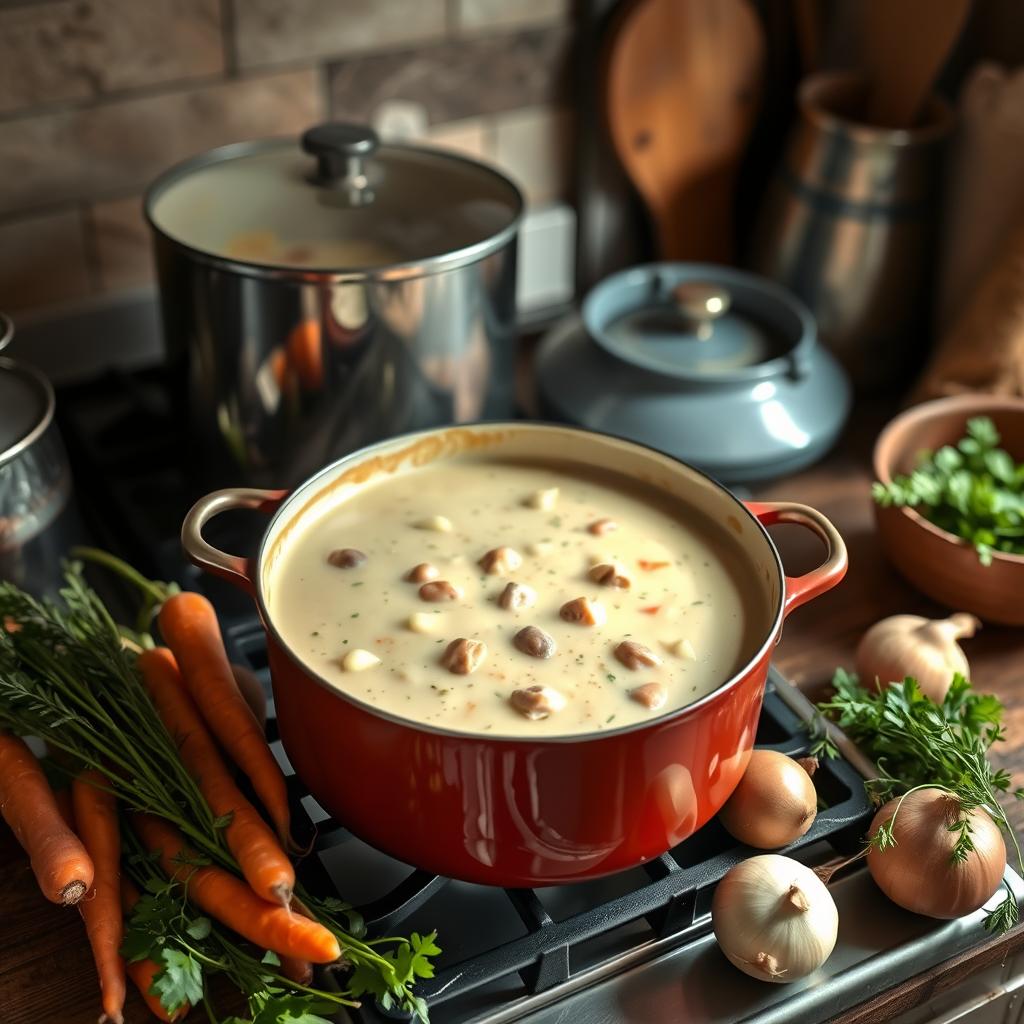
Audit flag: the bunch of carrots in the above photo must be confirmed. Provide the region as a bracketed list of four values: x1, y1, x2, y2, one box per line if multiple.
[0, 556, 435, 1024]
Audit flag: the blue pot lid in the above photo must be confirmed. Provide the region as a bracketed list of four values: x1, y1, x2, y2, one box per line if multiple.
[582, 264, 813, 382]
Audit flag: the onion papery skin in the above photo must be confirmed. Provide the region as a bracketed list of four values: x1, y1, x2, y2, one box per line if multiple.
[712, 855, 838, 984]
[855, 613, 978, 703]
[718, 750, 818, 849]
[867, 788, 1006, 920]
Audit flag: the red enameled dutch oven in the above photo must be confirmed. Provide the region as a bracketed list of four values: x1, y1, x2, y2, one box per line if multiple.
[182, 424, 846, 887]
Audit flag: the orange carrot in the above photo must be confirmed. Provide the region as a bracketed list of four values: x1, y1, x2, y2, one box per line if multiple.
[127, 958, 185, 1023]
[137, 648, 294, 906]
[0, 733, 94, 904]
[132, 814, 340, 963]
[638, 560, 670, 571]
[277, 899, 315, 983]
[53, 787, 75, 829]
[640, 605, 661, 615]
[73, 770, 126, 1024]
[121, 878, 188, 1023]
[157, 593, 291, 844]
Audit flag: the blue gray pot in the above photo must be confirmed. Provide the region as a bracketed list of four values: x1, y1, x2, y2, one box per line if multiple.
[536, 263, 851, 484]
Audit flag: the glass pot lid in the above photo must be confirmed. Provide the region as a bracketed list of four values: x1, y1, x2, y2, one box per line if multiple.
[581, 263, 815, 383]
[145, 123, 523, 277]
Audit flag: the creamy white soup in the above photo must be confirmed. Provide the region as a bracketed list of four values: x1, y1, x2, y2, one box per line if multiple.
[268, 459, 755, 737]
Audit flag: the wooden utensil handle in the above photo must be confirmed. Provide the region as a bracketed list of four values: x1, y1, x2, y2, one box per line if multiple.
[654, 171, 738, 263]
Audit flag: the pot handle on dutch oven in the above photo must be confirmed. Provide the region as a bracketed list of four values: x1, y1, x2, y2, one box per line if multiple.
[744, 501, 848, 618]
[181, 488, 287, 595]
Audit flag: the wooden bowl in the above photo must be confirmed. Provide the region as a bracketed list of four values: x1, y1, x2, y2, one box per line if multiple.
[873, 394, 1024, 625]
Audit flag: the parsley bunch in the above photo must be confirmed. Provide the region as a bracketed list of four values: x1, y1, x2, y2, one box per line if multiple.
[122, 852, 440, 1024]
[872, 416, 1024, 565]
[815, 669, 1024, 932]
[122, 871, 348, 1024]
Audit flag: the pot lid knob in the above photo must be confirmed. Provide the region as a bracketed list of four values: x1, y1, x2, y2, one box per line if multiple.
[301, 122, 379, 205]
[671, 282, 731, 340]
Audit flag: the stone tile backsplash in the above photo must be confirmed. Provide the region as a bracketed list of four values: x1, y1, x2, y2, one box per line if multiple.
[0, 0, 224, 116]
[493, 105, 573, 204]
[0, 69, 321, 215]
[0, 0, 577, 315]
[455, 0, 571, 33]
[89, 195, 157, 292]
[232, 0, 446, 69]
[0, 208, 92, 310]
[327, 26, 573, 124]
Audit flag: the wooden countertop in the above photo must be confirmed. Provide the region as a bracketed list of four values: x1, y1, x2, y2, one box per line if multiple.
[2, 406, 1022, 1024]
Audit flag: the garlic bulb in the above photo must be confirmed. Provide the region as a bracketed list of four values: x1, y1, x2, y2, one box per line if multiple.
[712, 855, 838, 983]
[855, 612, 980, 702]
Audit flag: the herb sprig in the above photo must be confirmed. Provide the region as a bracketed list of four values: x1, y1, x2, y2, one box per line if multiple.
[815, 669, 1024, 932]
[872, 416, 1024, 565]
[121, 861, 349, 1024]
[121, 833, 442, 1024]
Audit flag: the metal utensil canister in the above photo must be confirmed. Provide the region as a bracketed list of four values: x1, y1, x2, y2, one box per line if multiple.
[0, 314, 78, 596]
[145, 123, 523, 490]
[749, 73, 953, 393]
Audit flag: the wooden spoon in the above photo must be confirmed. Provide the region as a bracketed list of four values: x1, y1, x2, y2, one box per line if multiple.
[864, 0, 971, 128]
[605, 0, 765, 263]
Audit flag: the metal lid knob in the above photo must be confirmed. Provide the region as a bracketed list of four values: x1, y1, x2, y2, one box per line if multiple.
[672, 282, 731, 340]
[301, 122, 379, 205]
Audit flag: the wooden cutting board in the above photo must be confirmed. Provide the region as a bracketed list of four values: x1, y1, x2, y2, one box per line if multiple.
[605, 0, 765, 263]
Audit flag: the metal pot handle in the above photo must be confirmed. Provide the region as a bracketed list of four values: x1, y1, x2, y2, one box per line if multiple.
[744, 501, 848, 618]
[181, 488, 287, 595]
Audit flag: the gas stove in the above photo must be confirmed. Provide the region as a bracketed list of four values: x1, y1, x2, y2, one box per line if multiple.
[58, 369, 1023, 1024]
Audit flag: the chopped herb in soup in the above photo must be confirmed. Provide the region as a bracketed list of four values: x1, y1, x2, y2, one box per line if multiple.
[268, 460, 754, 737]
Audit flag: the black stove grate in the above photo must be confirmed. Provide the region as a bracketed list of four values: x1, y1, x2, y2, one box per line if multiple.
[223, 617, 872, 1024]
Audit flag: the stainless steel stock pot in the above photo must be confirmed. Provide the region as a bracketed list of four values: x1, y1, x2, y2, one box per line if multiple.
[145, 122, 523, 487]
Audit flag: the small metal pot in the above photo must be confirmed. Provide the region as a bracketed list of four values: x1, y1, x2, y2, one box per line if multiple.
[145, 123, 523, 488]
[0, 314, 76, 596]
[181, 423, 847, 886]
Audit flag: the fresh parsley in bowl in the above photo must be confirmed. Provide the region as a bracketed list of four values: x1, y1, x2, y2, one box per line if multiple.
[872, 395, 1024, 625]
[873, 416, 1024, 565]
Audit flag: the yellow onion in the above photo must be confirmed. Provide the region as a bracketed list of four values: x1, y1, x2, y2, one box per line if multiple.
[867, 788, 1006, 919]
[855, 613, 979, 702]
[718, 750, 818, 849]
